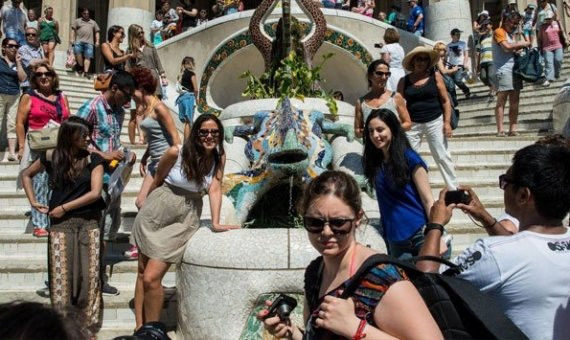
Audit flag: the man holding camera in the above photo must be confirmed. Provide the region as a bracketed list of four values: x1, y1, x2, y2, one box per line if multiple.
[447, 28, 472, 99]
[418, 143, 570, 339]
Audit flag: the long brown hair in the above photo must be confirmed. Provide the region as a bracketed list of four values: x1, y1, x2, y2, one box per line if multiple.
[50, 117, 92, 189]
[181, 114, 225, 187]
[127, 24, 151, 53]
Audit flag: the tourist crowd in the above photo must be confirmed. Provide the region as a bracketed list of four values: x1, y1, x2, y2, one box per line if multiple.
[0, 0, 569, 339]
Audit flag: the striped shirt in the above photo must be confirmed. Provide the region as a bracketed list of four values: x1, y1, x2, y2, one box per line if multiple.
[477, 33, 493, 65]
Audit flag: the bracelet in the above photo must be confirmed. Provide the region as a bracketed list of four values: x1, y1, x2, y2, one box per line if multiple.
[352, 318, 367, 340]
[61, 205, 67, 213]
[424, 222, 444, 235]
[484, 218, 498, 229]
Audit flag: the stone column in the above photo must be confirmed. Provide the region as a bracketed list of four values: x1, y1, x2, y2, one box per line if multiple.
[424, 0, 473, 44]
[107, 0, 156, 49]
[42, 0, 77, 68]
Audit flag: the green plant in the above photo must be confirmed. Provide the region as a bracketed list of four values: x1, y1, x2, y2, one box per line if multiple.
[241, 51, 338, 117]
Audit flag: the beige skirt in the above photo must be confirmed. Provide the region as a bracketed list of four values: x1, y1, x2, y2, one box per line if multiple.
[132, 183, 203, 264]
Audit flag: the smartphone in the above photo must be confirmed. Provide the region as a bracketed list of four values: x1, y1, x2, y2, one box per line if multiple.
[263, 294, 298, 320]
[445, 190, 471, 206]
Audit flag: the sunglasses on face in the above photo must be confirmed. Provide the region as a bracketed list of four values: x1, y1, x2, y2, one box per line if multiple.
[303, 216, 355, 235]
[6, 44, 19, 49]
[120, 87, 134, 100]
[198, 129, 220, 138]
[415, 56, 430, 62]
[26, 33, 37, 37]
[373, 71, 391, 77]
[35, 71, 54, 78]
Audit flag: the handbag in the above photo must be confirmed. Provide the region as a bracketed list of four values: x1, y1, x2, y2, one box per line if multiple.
[27, 126, 60, 151]
[94, 72, 114, 91]
[27, 91, 65, 151]
[65, 47, 76, 69]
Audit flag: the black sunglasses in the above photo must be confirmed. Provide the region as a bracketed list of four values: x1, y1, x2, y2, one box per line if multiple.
[26, 33, 37, 37]
[6, 44, 19, 49]
[373, 71, 391, 77]
[34, 71, 54, 78]
[415, 56, 431, 62]
[119, 87, 133, 99]
[303, 216, 355, 235]
[198, 129, 220, 138]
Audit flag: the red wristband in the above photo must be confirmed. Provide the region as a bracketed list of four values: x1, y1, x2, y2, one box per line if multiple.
[352, 318, 367, 340]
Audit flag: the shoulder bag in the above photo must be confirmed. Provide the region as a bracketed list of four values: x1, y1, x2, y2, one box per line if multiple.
[27, 92, 65, 151]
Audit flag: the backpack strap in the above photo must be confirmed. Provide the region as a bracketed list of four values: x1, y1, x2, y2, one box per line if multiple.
[46, 149, 54, 163]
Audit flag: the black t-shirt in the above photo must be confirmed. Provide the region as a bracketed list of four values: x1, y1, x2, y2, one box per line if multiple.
[180, 69, 195, 92]
[41, 150, 106, 216]
[181, 4, 197, 28]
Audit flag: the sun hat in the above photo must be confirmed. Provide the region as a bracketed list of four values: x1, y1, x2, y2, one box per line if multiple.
[402, 46, 438, 72]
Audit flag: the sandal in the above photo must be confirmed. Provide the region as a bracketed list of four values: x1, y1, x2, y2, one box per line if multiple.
[496, 131, 506, 137]
[508, 131, 519, 137]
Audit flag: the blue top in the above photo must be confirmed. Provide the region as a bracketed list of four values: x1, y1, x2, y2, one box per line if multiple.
[407, 5, 425, 32]
[374, 149, 428, 242]
[0, 57, 20, 95]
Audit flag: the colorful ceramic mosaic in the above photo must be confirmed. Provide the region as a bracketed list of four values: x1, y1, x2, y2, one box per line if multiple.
[198, 23, 373, 115]
[239, 292, 305, 339]
[222, 98, 353, 224]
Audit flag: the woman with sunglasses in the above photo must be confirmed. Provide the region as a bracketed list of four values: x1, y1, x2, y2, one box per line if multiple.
[20, 117, 105, 336]
[398, 46, 458, 190]
[131, 113, 239, 330]
[363, 108, 435, 259]
[1, 38, 26, 162]
[101, 25, 132, 72]
[354, 59, 411, 139]
[16, 62, 70, 237]
[260, 170, 442, 339]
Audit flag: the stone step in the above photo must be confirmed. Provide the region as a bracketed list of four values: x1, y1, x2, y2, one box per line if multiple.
[454, 119, 551, 136]
[0, 255, 176, 291]
[420, 147, 519, 165]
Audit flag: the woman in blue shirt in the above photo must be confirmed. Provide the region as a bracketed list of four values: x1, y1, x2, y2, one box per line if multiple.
[362, 108, 434, 258]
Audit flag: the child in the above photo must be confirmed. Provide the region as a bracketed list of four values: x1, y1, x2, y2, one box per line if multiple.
[150, 11, 164, 45]
[522, 4, 536, 45]
[197, 9, 208, 25]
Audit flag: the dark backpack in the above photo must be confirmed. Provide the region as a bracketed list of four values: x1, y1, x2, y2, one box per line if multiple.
[304, 254, 528, 340]
[514, 48, 543, 82]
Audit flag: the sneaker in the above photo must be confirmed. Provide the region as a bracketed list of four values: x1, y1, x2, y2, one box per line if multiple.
[102, 282, 120, 296]
[124, 245, 139, 260]
[32, 227, 48, 237]
[542, 80, 551, 87]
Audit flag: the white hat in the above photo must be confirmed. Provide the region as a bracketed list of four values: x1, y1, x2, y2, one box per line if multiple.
[508, 0, 516, 4]
[478, 10, 489, 17]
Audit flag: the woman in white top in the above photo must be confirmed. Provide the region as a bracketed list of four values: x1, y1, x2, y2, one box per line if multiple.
[354, 59, 411, 139]
[380, 28, 406, 92]
[131, 113, 240, 330]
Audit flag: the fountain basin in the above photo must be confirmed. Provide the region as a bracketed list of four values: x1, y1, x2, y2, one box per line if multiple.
[177, 226, 386, 339]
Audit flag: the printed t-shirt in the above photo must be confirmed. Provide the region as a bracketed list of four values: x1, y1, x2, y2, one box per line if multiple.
[447, 40, 468, 66]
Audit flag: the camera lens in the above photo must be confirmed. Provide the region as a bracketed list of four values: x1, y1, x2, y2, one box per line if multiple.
[277, 303, 293, 319]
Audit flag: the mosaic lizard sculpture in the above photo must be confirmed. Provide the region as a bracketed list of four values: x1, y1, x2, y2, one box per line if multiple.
[222, 98, 353, 224]
[249, 0, 327, 69]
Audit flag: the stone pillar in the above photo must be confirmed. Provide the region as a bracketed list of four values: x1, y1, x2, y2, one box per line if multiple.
[424, 0, 473, 44]
[42, 0, 77, 68]
[107, 0, 155, 49]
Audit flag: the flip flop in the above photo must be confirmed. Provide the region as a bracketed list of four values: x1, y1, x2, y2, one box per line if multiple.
[496, 131, 506, 137]
[508, 131, 519, 137]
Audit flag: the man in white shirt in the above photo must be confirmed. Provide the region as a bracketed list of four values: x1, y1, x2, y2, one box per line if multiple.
[447, 28, 471, 98]
[419, 143, 570, 340]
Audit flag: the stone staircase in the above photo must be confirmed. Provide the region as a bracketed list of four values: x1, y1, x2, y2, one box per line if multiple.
[0, 53, 568, 339]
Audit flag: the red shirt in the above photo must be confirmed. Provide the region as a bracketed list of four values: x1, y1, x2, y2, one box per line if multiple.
[27, 91, 69, 130]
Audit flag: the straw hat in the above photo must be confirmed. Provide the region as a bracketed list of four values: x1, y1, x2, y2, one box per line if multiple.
[402, 46, 438, 72]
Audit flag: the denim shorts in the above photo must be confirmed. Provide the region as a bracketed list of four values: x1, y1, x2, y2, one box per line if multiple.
[73, 42, 94, 59]
[147, 159, 159, 177]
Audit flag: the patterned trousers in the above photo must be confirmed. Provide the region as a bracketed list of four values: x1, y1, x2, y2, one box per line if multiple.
[48, 214, 102, 334]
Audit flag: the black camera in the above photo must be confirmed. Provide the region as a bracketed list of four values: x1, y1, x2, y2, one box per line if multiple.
[445, 190, 471, 206]
[263, 294, 298, 320]
[374, 43, 384, 49]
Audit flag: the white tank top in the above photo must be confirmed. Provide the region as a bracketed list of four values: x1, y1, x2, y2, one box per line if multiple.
[164, 147, 215, 193]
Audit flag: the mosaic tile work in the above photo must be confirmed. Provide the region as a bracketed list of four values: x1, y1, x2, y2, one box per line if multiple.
[198, 23, 373, 115]
[239, 292, 305, 339]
